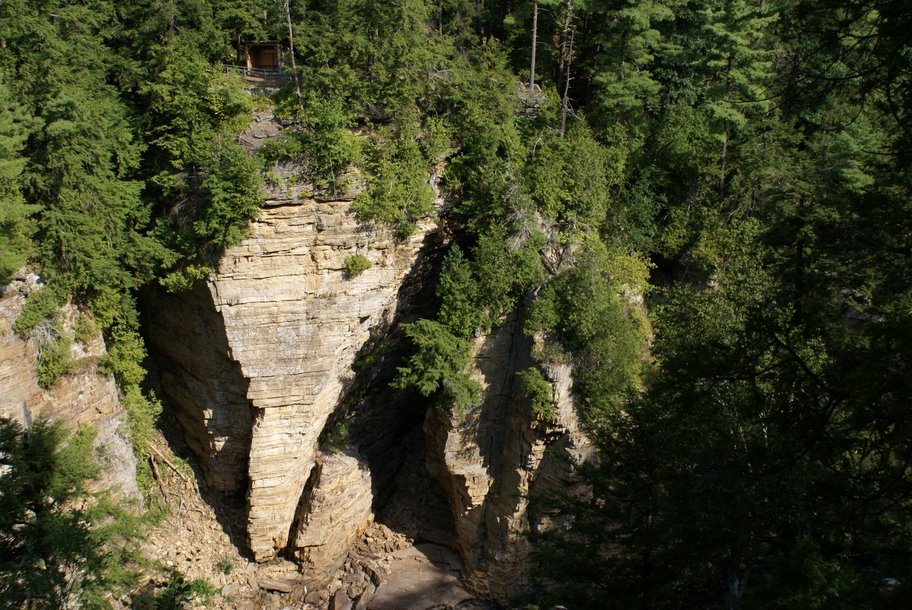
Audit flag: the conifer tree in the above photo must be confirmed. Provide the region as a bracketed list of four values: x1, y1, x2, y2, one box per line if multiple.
[583, 0, 679, 135]
[0, 418, 143, 608]
[0, 84, 37, 284]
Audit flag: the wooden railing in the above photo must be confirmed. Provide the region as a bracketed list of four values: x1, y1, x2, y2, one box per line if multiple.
[223, 65, 290, 81]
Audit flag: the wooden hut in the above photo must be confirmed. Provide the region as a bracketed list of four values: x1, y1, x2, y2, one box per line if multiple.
[243, 41, 283, 73]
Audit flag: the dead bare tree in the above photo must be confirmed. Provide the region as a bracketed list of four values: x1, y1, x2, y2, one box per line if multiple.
[559, 0, 575, 137]
[284, 0, 304, 112]
[529, 1, 539, 88]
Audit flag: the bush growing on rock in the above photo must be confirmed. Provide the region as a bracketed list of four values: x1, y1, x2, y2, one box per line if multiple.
[343, 254, 372, 279]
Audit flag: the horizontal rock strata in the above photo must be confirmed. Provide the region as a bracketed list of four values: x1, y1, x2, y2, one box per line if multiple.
[0, 274, 137, 498]
[148, 182, 435, 561]
[144, 281, 253, 494]
[291, 450, 374, 585]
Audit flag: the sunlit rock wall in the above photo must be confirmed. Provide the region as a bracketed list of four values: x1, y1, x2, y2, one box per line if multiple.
[0, 273, 138, 498]
[425, 317, 596, 602]
[147, 180, 436, 561]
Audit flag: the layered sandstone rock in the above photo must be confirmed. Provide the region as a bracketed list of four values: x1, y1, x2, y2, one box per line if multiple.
[0, 274, 138, 498]
[144, 281, 253, 495]
[291, 450, 374, 585]
[425, 317, 595, 602]
[147, 182, 437, 561]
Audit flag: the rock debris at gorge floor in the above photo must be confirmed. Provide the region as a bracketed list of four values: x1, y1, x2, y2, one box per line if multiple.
[137, 429, 493, 610]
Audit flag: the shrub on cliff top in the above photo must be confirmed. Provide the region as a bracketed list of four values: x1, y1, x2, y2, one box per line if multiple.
[351, 135, 435, 239]
[12, 287, 60, 335]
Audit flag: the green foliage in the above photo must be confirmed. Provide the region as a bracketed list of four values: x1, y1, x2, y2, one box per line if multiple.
[613, 172, 664, 251]
[352, 135, 435, 238]
[473, 224, 545, 327]
[139, 34, 261, 264]
[214, 556, 234, 575]
[436, 246, 480, 338]
[320, 420, 352, 454]
[436, 228, 545, 340]
[12, 287, 60, 335]
[2, 1, 911, 605]
[91, 288, 146, 386]
[597, 232, 910, 606]
[143, 43, 251, 169]
[518, 367, 556, 422]
[158, 264, 211, 293]
[297, 95, 361, 193]
[440, 46, 527, 231]
[351, 342, 389, 372]
[420, 116, 455, 166]
[527, 244, 649, 421]
[146, 572, 217, 609]
[262, 95, 361, 195]
[190, 139, 262, 249]
[31, 84, 154, 294]
[217, 0, 269, 45]
[343, 254, 372, 278]
[299, 0, 442, 116]
[0, 83, 37, 285]
[695, 0, 778, 136]
[393, 319, 479, 413]
[121, 386, 162, 461]
[584, 0, 678, 135]
[257, 131, 305, 167]
[37, 329, 75, 389]
[13, 290, 76, 390]
[99, 325, 147, 388]
[73, 311, 99, 345]
[0, 418, 143, 608]
[89, 287, 162, 480]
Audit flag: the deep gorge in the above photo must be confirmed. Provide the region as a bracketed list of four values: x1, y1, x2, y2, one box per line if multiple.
[1, 1, 910, 608]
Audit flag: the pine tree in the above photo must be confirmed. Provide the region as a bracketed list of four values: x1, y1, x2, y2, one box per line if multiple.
[0, 83, 37, 284]
[0, 418, 143, 608]
[583, 0, 679, 135]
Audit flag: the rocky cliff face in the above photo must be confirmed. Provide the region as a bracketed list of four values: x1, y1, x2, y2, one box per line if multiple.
[425, 317, 596, 602]
[144, 118, 595, 599]
[143, 180, 597, 601]
[144, 280, 253, 495]
[291, 450, 374, 585]
[0, 273, 138, 498]
[145, 182, 437, 562]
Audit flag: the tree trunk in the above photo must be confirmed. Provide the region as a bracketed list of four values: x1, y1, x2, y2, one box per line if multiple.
[284, 0, 304, 113]
[529, 2, 539, 88]
[560, 1, 575, 138]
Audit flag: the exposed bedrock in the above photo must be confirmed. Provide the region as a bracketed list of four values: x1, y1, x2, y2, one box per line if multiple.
[143, 280, 253, 495]
[290, 450, 374, 586]
[144, 184, 437, 561]
[425, 316, 596, 602]
[0, 273, 138, 498]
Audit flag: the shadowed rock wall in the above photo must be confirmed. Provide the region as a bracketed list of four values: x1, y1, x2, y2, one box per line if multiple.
[425, 317, 596, 602]
[146, 182, 437, 561]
